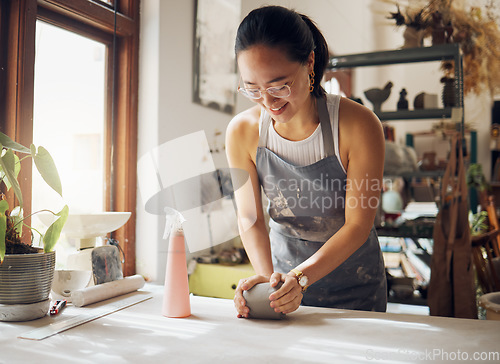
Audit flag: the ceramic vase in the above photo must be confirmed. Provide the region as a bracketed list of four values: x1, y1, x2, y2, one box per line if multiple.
[441, 77, 456, 107]
[0, 250, 55, 321]
[403, 27, 424, 48]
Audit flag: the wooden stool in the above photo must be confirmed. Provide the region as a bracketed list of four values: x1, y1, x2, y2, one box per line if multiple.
[486, 196, 500, 255]
[471, 230, 500, 293]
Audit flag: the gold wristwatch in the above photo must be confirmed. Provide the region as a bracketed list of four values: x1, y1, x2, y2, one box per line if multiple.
[290, 268, 309, 292]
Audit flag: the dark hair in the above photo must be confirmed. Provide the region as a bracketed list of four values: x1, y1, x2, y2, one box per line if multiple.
[235, 6, 329, 98]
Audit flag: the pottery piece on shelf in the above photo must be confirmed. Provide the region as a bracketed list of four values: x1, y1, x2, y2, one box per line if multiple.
[414, 92, 438, 109]
[403, 27, 425, 48]
[440, 77, 456, 107]
[397, 88, 409, 110]
[364, 81, 393, 114]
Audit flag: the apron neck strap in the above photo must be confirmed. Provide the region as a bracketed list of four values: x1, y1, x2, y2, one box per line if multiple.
[258, 111, 271, 148]
[318, 96, 335, 157]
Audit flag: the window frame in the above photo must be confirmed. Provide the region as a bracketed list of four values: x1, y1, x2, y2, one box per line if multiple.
[0, 0, 139, 276]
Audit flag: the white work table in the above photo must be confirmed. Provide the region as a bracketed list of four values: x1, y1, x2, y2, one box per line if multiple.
[1, 284, 499, 363]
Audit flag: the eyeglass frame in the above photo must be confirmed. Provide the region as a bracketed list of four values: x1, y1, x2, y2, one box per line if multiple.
[237, 67, 303, 100]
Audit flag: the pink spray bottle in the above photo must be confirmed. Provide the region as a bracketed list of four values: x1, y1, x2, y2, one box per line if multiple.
[162, 208, 191, 318]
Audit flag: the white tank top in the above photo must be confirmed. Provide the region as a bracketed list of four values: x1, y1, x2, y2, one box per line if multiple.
[267, 122, 324, 166]
[261, 94, 345, 172]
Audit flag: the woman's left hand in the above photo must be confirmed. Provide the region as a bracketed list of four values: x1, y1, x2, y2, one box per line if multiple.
[268, 272, 303, 314]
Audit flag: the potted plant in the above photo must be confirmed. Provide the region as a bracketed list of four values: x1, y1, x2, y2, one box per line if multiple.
[0, 131, 68, 321]
[387, 3, 431, 48]
[387, 0, 500, 97]
[466, 163, 490, 212]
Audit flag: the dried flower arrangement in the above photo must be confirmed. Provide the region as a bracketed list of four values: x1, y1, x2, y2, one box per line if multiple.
[387, 3, 432, 31]
[385, 0, 500, 96]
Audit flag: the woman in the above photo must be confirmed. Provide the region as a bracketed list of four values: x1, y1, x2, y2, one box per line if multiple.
[226, 6, 387, 318]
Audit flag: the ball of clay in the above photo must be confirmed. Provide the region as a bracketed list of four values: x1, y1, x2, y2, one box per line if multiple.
[242, 282, 285, 320]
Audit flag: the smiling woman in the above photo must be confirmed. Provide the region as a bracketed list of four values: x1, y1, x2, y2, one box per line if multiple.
[0, 0, 140, 276]
[226, 5, 386, 318]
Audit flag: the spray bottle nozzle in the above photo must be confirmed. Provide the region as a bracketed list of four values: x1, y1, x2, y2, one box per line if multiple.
[163, 207, 186, 239]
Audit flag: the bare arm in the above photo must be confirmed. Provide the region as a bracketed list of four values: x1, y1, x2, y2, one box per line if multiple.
[225, 107, 273, 277]
[226, 107, 288, 318]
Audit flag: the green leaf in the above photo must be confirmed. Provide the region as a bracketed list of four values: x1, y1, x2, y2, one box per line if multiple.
[0, 145, 23, 207]
[43, 205, 68, 253]
[10, 206, 23, 238]
[0, 200, 10, 263]
[0, 152, 21, 190]
[0, 132, 30, 154]
[31, 145, 63, 197]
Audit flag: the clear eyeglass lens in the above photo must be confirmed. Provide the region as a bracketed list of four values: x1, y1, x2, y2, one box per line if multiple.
[239, 85, 291, 99]
[268, 85, 290, 97]
[241, 89, 261, 99]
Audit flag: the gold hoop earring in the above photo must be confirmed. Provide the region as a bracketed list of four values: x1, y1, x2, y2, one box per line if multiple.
[309, 71, 315, 93]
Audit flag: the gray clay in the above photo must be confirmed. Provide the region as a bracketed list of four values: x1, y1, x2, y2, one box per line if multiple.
[91, 246, 123, 284]
[242, 282, 286, 320]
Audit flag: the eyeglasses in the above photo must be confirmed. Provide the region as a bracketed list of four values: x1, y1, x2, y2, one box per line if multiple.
[237, 68, 301, 100]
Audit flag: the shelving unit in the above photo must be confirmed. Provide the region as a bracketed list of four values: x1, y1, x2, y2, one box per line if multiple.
[328, 43, 469, 179]
[329, 45, 467, 306]
[328, 43, 464, 129]
[330, 44, 477, 162]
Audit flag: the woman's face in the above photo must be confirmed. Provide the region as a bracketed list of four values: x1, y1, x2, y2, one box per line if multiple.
[237, 44, 314, 124]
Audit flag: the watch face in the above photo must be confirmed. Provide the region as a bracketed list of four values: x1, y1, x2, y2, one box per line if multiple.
[299, 275, 308, 287]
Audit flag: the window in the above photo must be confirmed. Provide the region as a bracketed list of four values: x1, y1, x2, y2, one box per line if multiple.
[33, 21, 107, 214]
[0, 0, 140, 276]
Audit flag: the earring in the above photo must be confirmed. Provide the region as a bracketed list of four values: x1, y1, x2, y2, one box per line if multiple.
[309, 71, 315, 93]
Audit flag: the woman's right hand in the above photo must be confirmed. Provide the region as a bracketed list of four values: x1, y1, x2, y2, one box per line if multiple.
[234, 274, 270, 318]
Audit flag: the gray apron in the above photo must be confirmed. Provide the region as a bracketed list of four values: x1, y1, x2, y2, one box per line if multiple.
[256, 95, 387, 312]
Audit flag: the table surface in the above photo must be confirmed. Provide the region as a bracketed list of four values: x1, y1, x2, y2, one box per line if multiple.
[1, 284, 499, 363]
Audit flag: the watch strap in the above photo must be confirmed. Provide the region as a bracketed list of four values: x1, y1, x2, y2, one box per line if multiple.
[290, 269, 308, 292]
[291, 268, 303, 278]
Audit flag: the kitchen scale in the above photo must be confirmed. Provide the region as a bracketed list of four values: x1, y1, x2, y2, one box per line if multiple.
[39, 212, 131, 272]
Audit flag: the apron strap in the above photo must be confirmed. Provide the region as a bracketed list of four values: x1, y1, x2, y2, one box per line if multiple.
[257, 111, 271, 148]
[318, 97, 335, 158]
[258, 96, 335, 157]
